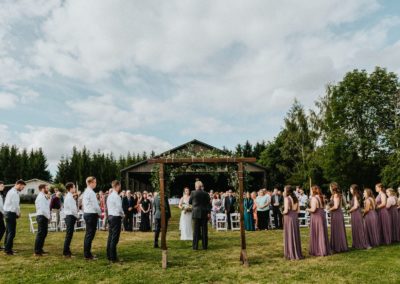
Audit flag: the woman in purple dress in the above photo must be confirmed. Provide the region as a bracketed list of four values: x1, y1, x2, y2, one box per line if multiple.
[386, 188, 400, 242]
[375, 183, 392, 245]
[282, 185, 303, 260]
[307, 185, 331, 257]
[348, 184, 370, 249]
[363, 188, 380, 247]
[328, 182, 348, 253]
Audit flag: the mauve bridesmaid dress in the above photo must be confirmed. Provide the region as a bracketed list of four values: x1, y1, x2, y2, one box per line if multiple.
[350, 198, 370, 249]
[388, 197, 400, 242]
[376, 194, 392, 245]
[309, 197, 331, 256]
[330, 197, 349, 253]
[283, 197, 303, 260]
[363, 198, 381, 247]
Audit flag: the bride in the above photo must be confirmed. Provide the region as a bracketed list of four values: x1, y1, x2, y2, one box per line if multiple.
[179, 187, 193, 241]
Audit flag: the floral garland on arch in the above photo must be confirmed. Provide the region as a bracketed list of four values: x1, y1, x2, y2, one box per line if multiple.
[150, 145, 250, 194]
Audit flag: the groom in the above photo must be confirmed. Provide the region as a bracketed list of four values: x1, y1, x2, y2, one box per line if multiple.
[189, 180, 211, 250]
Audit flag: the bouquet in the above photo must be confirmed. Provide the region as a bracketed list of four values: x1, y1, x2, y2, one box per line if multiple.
[182, 203, 192, 213]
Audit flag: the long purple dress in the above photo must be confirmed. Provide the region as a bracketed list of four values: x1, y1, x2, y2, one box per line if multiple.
[283, 197, 303, 260]
[330, 197, 349, 253]
[350, 198, 370, 249]
[364, 198, 381, 247]
[388, 197, 400, 242]
[309, 197, 331, 256]
[376, 194, 392, 245]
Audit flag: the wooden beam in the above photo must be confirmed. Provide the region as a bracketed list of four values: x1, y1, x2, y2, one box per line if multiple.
[148, 157, 256, 164]
[159, 163, 168, 269]
[238, 162, 249, 267]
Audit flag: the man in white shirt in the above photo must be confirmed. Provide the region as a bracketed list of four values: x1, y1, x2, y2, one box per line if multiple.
[82, 176, 101, 260]
[34, 184, 51, 256]
[106, 180, 124, 263]
[63, 182, 79, 257]
[0, 181, 5, 250]
[3, 179, 25, 255]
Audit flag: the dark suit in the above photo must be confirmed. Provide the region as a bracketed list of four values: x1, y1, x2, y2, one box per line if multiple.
[153, 195, 171, 247]
[189, 190, 211, 250]
[224, 196, 236, 229]
[122, 196, 135, 231]
[271, 194, 283, 229]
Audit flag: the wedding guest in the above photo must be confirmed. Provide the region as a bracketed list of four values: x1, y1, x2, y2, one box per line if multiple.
[0, 181, 5, 250]
[375, 183, 392, 245]
[3, 180, 25, 255]
[224, 189, 236, 230]
[244, 192, 254, 231]
[271, 188, 283, 229]
[307, 185, 330, 256]
[256, 190, 270, 230]
[82, 176, 101, 260]
[251, 192, 258, 229]
[99, 191, 107, 230]
[386, 188, 400, 242]
[348, 184, 370, 249]
[282, 185, 303, 260]
[211, 193, 222, 228]
[34, 184, 51, 256]
[63, 182, 79, 257]
[363, 188, 381, 247]
[153, 191, 171, 248]
[140, 191, 152, 232]
[329, 182, 348, 253]
[50, 191, 62, 229]
[122, 191, 135, 231]
[107, 180, 124, 263]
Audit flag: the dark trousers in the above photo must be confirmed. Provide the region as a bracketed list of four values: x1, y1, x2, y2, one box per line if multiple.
[63, 215, 77, 255]
[272, 206, 282, 229]
[34, 215, 49, 254]
[83, 213, 98, 258]
[226, 212, 232, 230]
[107, 216, 122, 261]
[154, 218, 169, 246]
[0, 213, 5, 244]
[193, 217, 208, 250]
[123, 212, 133, 231]
[4, 212, 17, 253]
[257, 210, 269, 230]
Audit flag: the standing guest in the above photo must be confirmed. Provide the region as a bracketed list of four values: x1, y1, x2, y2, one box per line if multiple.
[98, 191, 106, 230]
[282, 185, 303, 260]
[50, 191, 62, 230]
[244, 192, 254, 231]
[211, 193, 222, 228]
[298, 189, 308, 226]
[251, 191, 258, 230]
[363, 188, 381, 247]
[386, 188, 400, 242]
[4, 180, 25, 255]
[271, 188, 283, 229]
[255, 190, 270, 230]
[224, 189, 236, 230]
[82, 176, 101, 260]
[375, 183, 392, 245]
[122, 191, 135, 231]
[348, 184, 370, 249]
[307, 185, 330, 257]
[153, 192, 171, 248]
[139, 191, 152, 232]
[63, 182, 79, 257]
[0, 181, 5, 250]
[329, 182, 348, 253]
[34, 184, 51, 256]
[106, 180, 124, 263]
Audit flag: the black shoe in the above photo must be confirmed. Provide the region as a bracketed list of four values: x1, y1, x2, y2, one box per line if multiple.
[85, 255, 98, 261]
[40, 251, 49, 255]
[5, 251, 14, 256]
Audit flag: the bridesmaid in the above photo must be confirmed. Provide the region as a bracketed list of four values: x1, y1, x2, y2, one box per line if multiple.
[386, 188, 400, 242]
[307, 185, 331, 256]
[375, 183, 392, 245]
[363, 188, 380, 247]
[348, 184, 370, 249]
[244, 192, 255, 231]
[282, 185, 303, 260]
[329, 182, 348, 253]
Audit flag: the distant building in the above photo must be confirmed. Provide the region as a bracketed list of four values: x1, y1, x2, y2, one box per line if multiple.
[5, 179, 53, 196]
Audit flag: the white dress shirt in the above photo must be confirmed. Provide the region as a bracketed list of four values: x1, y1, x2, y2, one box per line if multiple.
[35, 192, 51, 219]
[299, 194, 308, 207]
[63, 192, 78, 217]
[82, 187, 101, 215]
[3, 187, 20, 216]
[107, 190, 124, 217]
[0, 194, 4, 214]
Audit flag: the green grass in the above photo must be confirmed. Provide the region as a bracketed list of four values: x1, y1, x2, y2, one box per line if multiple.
[0, 205, 400, 283]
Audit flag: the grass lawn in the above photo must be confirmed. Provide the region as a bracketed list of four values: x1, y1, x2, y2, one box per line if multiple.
[1, 204, 400, 283]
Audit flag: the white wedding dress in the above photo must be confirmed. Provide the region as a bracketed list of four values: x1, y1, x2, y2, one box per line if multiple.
[179, 198, 193, 241]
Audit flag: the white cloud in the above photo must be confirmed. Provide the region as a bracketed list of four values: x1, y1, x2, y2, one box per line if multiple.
[0, 92, 18, 109]
[180, 117, 236, 136]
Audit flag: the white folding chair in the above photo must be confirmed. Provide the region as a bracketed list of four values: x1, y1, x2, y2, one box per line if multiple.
[269, 210, 275, 229]
[28, 213, 38, 233]
[216, 213, 227, 231]
[230, 213, 240, 231]
[133, 214, 141, 231]
[59, 211, 67, 232]
[49, 212, 58, 232]
[298, 210, 309, 228]
[74, 211, 86, 231]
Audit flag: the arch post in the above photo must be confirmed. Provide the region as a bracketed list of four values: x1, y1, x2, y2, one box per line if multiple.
[238, 162, 249, 266]
[159, 163, 168, 269]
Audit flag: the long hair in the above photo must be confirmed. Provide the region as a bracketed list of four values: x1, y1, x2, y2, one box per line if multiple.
[376, 183, 386, 194]
[284, 185, 298, 204]
[364, 188, 376, 208]
[350, 184, 360, 202]
[330, 182, 342, 198]
[311, 185, 324, 207]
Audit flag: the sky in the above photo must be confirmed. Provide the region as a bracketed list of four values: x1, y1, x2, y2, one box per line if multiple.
[0, 0, 400, 173]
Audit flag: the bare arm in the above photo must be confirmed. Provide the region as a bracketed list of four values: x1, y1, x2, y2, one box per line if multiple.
[282, 197, 289, 215]
[363, 199, 370, 216]
[349, 198, 358, 213]
[329, 195, 340, 212]
[377, 194, 387, 209]
[306, 198, 317, 213]
[178, 197, 184, 209]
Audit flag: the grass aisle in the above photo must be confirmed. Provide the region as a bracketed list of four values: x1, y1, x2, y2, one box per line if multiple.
[0, 204, 399, 283]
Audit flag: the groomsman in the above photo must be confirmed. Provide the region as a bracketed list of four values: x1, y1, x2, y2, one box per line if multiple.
[106, 180, 124, 263]
[63, 182, 78, 257]
[34, 184, 51, 256]
[3, 180, 25, 255]
[82, 176, 101, 260]
[0, 181, 5, 250]
[153, 191, 171, 248]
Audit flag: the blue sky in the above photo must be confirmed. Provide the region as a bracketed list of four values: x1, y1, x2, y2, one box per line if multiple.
[0, 0, 400, 172]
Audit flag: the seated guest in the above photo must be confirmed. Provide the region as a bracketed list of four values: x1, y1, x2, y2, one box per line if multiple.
[106, 180, 124, 263]
[363, 188, 381, 247]
[140, 192, 152, 232]
[224, 189, 236, 230]
[386, 188, 400, 242]
[34, 184, 51, 256]
[153, 192, 171, 248]
[243, 192, 254, 231]
[63, 182, 79, 257]
[329, 182, 348, 253]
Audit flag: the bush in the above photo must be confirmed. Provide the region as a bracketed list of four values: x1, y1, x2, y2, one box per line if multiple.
[20, 194, 37, 204]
